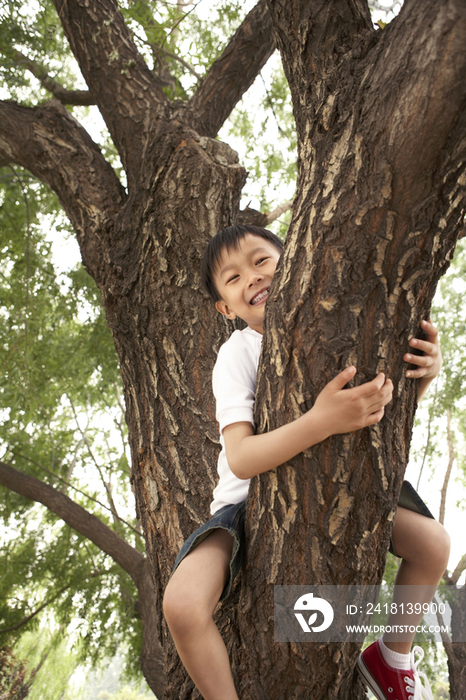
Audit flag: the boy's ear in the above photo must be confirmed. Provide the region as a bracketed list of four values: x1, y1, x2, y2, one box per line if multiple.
[215, 300, 237, 320]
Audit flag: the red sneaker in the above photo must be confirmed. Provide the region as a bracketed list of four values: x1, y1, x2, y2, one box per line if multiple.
[357, 640, 434, 700]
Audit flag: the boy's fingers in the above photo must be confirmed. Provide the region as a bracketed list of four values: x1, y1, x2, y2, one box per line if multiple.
[328, 366, 357, 391]
[404, 352, 429, 367]
[421, 318, 438, 337]
[406, 367, 426, 378]
[366, 407, 385, 426]
[328, 370, 392, 404]
[351, 372, 388, 397]
[366, 382, 393, 411]
[407, 319, 439, 346]
[409, 338, 434, 354]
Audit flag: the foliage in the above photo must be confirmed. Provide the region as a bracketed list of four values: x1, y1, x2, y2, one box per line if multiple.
[409, 238, 466, 524]
[0, 0, 79, 104]
[97, 689, 154, 700]
[0, 165, 144, 682]
[15, 629, 84, 700]
[78, 652, 153, 700]
[0, 646, 32, 700]
[121, 0, 257, 99]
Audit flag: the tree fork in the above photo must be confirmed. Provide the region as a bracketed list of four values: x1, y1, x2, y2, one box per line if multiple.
[0, 99, 126, 278]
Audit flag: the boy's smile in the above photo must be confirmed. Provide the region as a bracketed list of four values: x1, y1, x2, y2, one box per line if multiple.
[213, 233, 281, 334]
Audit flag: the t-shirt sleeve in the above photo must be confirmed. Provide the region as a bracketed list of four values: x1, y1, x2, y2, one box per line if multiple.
[212, 332, 259, 433]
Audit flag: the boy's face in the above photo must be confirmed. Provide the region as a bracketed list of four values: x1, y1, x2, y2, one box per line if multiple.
[213, 233, 281, 334]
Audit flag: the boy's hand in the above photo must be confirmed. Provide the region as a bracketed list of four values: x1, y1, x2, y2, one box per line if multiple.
[404, 318, 442, 401]
[404, 319, 442, 379]
[224, 366, 393, 480]
[311, 367, 393, 440]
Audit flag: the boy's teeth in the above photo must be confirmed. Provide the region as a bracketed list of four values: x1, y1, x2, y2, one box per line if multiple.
[251, 289, 268, 305]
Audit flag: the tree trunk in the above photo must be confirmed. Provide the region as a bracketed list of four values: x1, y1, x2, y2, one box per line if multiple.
[441, 579, 466, 700]
[102, 123, 248, 695]
[446, 641, 466, 700]
[230, 1, 466, 697]
[445, 638, 466, 699]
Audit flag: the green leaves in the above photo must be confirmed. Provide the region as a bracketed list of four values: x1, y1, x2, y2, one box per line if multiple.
[0, 165, 141, 684]
[0, 0, 79, 104]
[215, 53, 297, 229]
[409, 238, 466, 525]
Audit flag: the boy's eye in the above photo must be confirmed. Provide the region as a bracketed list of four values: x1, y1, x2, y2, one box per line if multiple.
[256, 257, 267, 265]
[227, 274, 239, 283]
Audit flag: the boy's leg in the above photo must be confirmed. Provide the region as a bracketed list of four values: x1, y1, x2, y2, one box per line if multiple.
[357, 507, 449, 700]
[385, 505, 450, 654]
[163, 528, 239, 700]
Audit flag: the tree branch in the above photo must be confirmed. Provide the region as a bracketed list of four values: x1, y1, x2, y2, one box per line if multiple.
[187, 0, 276, 137]
[0, 98, 126, 278]
[125, 0, 202, 82]
[0, 575, 105, 634]
[159, 47, 202, 81]
[439, 409, 456, 525]
[51, 0, 167, 179]
[267, 0, 374, 105]
[265, 198, 293, 225]
[434, 604, 452, 645]
[359, 0, 466, 232]
[12, 450, 140, 537]
[0, 459, 166, 695]
[237, 198, 293, 227]
[4, 48, 95, 105]
[447, 554, 466, 586]
[0, 460, 144, 584]
[67, 396, 122, 526]
[416, 404, 434, 491]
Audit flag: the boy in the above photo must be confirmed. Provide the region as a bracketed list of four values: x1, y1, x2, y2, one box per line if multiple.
[163, 225, 449, 700]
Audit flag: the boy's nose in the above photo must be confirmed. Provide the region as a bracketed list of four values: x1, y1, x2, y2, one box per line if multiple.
[248, 273, 262, 286]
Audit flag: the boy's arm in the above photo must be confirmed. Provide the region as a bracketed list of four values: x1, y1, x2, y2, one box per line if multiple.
[404, 319, 442, 401]
[223, 367, 393, 480]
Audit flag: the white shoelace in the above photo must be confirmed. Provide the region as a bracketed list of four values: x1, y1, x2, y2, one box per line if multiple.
[405, 646, 434, 700]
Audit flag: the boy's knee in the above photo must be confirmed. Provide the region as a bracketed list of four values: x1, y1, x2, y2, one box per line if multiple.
[163, 578, 210, 635]
[432, 521, 450, 569]
[163, 579, 187, 629]
[420, 520, 450, 572]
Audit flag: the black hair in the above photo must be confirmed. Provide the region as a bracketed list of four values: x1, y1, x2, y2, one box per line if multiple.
[201, 225, 284, 302]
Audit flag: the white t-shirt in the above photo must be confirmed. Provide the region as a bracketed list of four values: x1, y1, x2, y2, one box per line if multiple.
[210, 326, 262, 514]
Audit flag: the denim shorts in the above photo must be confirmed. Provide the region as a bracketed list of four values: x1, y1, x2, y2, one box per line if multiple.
[170, 500, 246, 602]
[169, 481, 432, 600]
[390, 480, 435, 557]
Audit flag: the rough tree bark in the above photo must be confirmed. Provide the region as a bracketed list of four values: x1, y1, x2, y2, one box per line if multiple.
[446, 583, 466, 699]
[231, 1, 466, 698]
[441, 544, 466, 698]
[1, 0, 466, 698]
